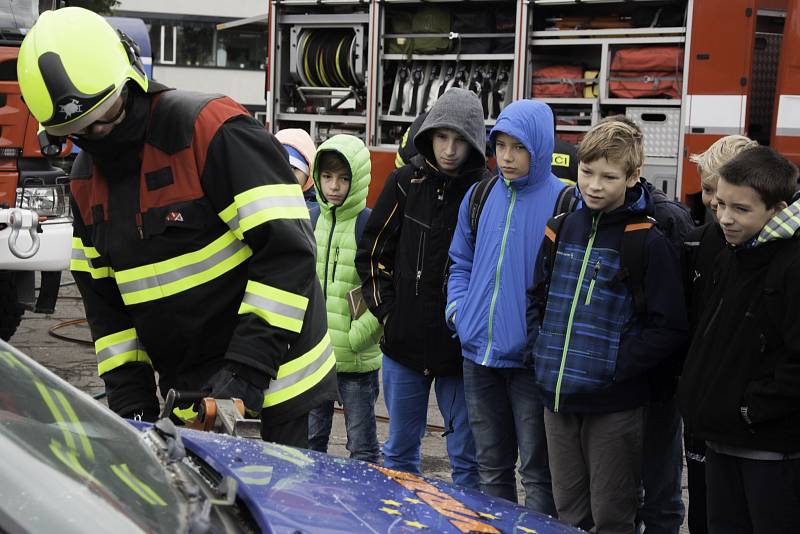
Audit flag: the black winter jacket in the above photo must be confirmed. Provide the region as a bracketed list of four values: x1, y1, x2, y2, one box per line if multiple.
[678, 238, 800, 453]
[356, 157, 488, 375]
[683, 222, 727, 330]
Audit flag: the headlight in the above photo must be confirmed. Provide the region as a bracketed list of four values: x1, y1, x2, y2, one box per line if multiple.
[15, 185, 71, 219]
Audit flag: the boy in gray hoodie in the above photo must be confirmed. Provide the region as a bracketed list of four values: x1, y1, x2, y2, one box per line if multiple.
[356, 89, 489, 488]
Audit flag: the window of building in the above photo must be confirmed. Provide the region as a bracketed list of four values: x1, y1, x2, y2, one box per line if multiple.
[177, 23, 215, 67]
[145, 18, 265, 71]
[160, 24, 177, 65]
[216, 28, 267, 70]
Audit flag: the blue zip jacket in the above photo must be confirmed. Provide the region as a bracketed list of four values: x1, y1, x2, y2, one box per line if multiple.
[530, 184, 689, 413]
[446, 99, 565, 368]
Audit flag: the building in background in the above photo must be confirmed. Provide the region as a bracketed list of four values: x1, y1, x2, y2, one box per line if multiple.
[115, 0, 267, 118]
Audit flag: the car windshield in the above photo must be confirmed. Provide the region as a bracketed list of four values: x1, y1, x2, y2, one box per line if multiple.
[0, 0, 38, 40]
[0, 343, 188, 533]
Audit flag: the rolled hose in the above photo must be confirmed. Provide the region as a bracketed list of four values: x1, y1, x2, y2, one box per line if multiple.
[298, 28, 359, 88]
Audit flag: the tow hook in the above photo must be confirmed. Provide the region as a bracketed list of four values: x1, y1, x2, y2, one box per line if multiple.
[0, 208, 41, 259]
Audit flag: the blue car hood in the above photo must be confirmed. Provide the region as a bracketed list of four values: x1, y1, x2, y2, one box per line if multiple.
[177, 428, 578, 534]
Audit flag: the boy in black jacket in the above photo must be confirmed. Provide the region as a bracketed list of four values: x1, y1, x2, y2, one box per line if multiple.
[678, 146, 800, 534]
[681, 135, 758, 534]
[356, 89, 488, 488]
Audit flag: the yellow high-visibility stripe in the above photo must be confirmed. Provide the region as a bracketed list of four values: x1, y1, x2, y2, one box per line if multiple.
[35, 382, 77, 452]
[234, 465, 274, 485]
[219, 184, 309, 239]
[72, 237, 100, 257]
[50, 441, 100, 486]
[111, 464, 167, 506]
[238, 280, 308, 333]
[95, 328, 151, 375]
[263, 333, 336, 408]
[55, 390, 95, 461]
[114, 232, 252, 306]
[71, 238, 114, 279]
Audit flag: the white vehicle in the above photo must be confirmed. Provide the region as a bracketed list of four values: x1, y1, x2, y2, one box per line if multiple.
[0, 0, 73, 339]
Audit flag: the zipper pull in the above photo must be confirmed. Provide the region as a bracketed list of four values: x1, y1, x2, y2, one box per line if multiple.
[592, 259, 601, 280]
[437, 187, 444, 201]
[332, 247, 340, 283]
[416, 270, 421, 296]
[135, 213, 144, 239]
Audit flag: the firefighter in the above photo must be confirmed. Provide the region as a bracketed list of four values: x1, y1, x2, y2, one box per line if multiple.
[17, 7, 337, 447]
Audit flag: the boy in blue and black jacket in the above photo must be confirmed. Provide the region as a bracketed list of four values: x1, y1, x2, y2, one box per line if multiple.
[446, 99, 563, 513]
[526, 116, 688, 533]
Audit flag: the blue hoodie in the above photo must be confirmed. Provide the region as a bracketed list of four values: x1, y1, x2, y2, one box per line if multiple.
[446, 99, 565, 368]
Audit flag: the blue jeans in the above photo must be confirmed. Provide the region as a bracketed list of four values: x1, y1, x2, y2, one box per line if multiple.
[308, 370, 380, 463]
[639, 397, 685, 534]
[381, 355, 479, 489]
[462, 358, 555, 514]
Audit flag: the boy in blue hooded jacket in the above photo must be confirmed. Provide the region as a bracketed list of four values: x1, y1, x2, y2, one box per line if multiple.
[527, 117, 688, 533]
[446, 99, 563, 513]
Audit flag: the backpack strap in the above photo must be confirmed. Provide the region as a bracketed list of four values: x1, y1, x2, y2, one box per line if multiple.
[468, 175, 500, 237]
[309, 205, 321, 230]
[532, 212, 570, 314]
[355, 207, 372, 242]
[553, 184, 578, 217]
[619, 215, 656, 315]
[544, 213, 569, 280]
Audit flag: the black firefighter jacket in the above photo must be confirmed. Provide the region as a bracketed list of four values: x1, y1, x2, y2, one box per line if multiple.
[70, 88, 337, 424]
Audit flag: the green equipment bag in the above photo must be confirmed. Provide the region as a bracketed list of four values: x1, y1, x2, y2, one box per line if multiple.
[412, 7, 451, 54]
[388, 11, 413, 55]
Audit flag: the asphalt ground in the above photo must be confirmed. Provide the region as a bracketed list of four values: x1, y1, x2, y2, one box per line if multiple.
[12, 271, 690, 532]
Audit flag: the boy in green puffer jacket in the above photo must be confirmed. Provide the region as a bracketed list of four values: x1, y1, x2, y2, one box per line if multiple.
[308, 134, 383, 463]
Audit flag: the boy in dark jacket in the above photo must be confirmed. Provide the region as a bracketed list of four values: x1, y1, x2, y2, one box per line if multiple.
[527, 117, 688, 533]
[356, 89, 487, 488]
[678, 146, 800, 534]
[446, 99, 561, 513]
[681, 135, 758, 534]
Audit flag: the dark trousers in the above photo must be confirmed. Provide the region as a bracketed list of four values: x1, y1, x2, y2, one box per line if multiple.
[684, 433, 708, 534]
[261, 411, 310, 448]
[706, 447, 800, 534]
[639, 397, 685, 534]
[462, 358, 555, 514]
[308, 370, 381, 463]
[545, 407, 645, 534]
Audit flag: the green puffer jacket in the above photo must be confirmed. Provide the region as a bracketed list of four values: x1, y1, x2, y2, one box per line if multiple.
[313, 135, 382, 373]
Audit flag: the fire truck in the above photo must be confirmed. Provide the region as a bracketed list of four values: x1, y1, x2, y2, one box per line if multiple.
[237, 0, 800, 219]
[0, 1, 73, 339]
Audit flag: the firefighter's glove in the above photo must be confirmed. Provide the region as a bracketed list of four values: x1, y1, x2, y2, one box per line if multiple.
[204, 366, 265, 415]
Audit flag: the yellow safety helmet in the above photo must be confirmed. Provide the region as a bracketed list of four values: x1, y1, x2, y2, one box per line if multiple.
[17, 7, 148, 136]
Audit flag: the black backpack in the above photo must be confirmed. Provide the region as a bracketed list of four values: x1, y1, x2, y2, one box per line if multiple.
[310, 205, 372, 243]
